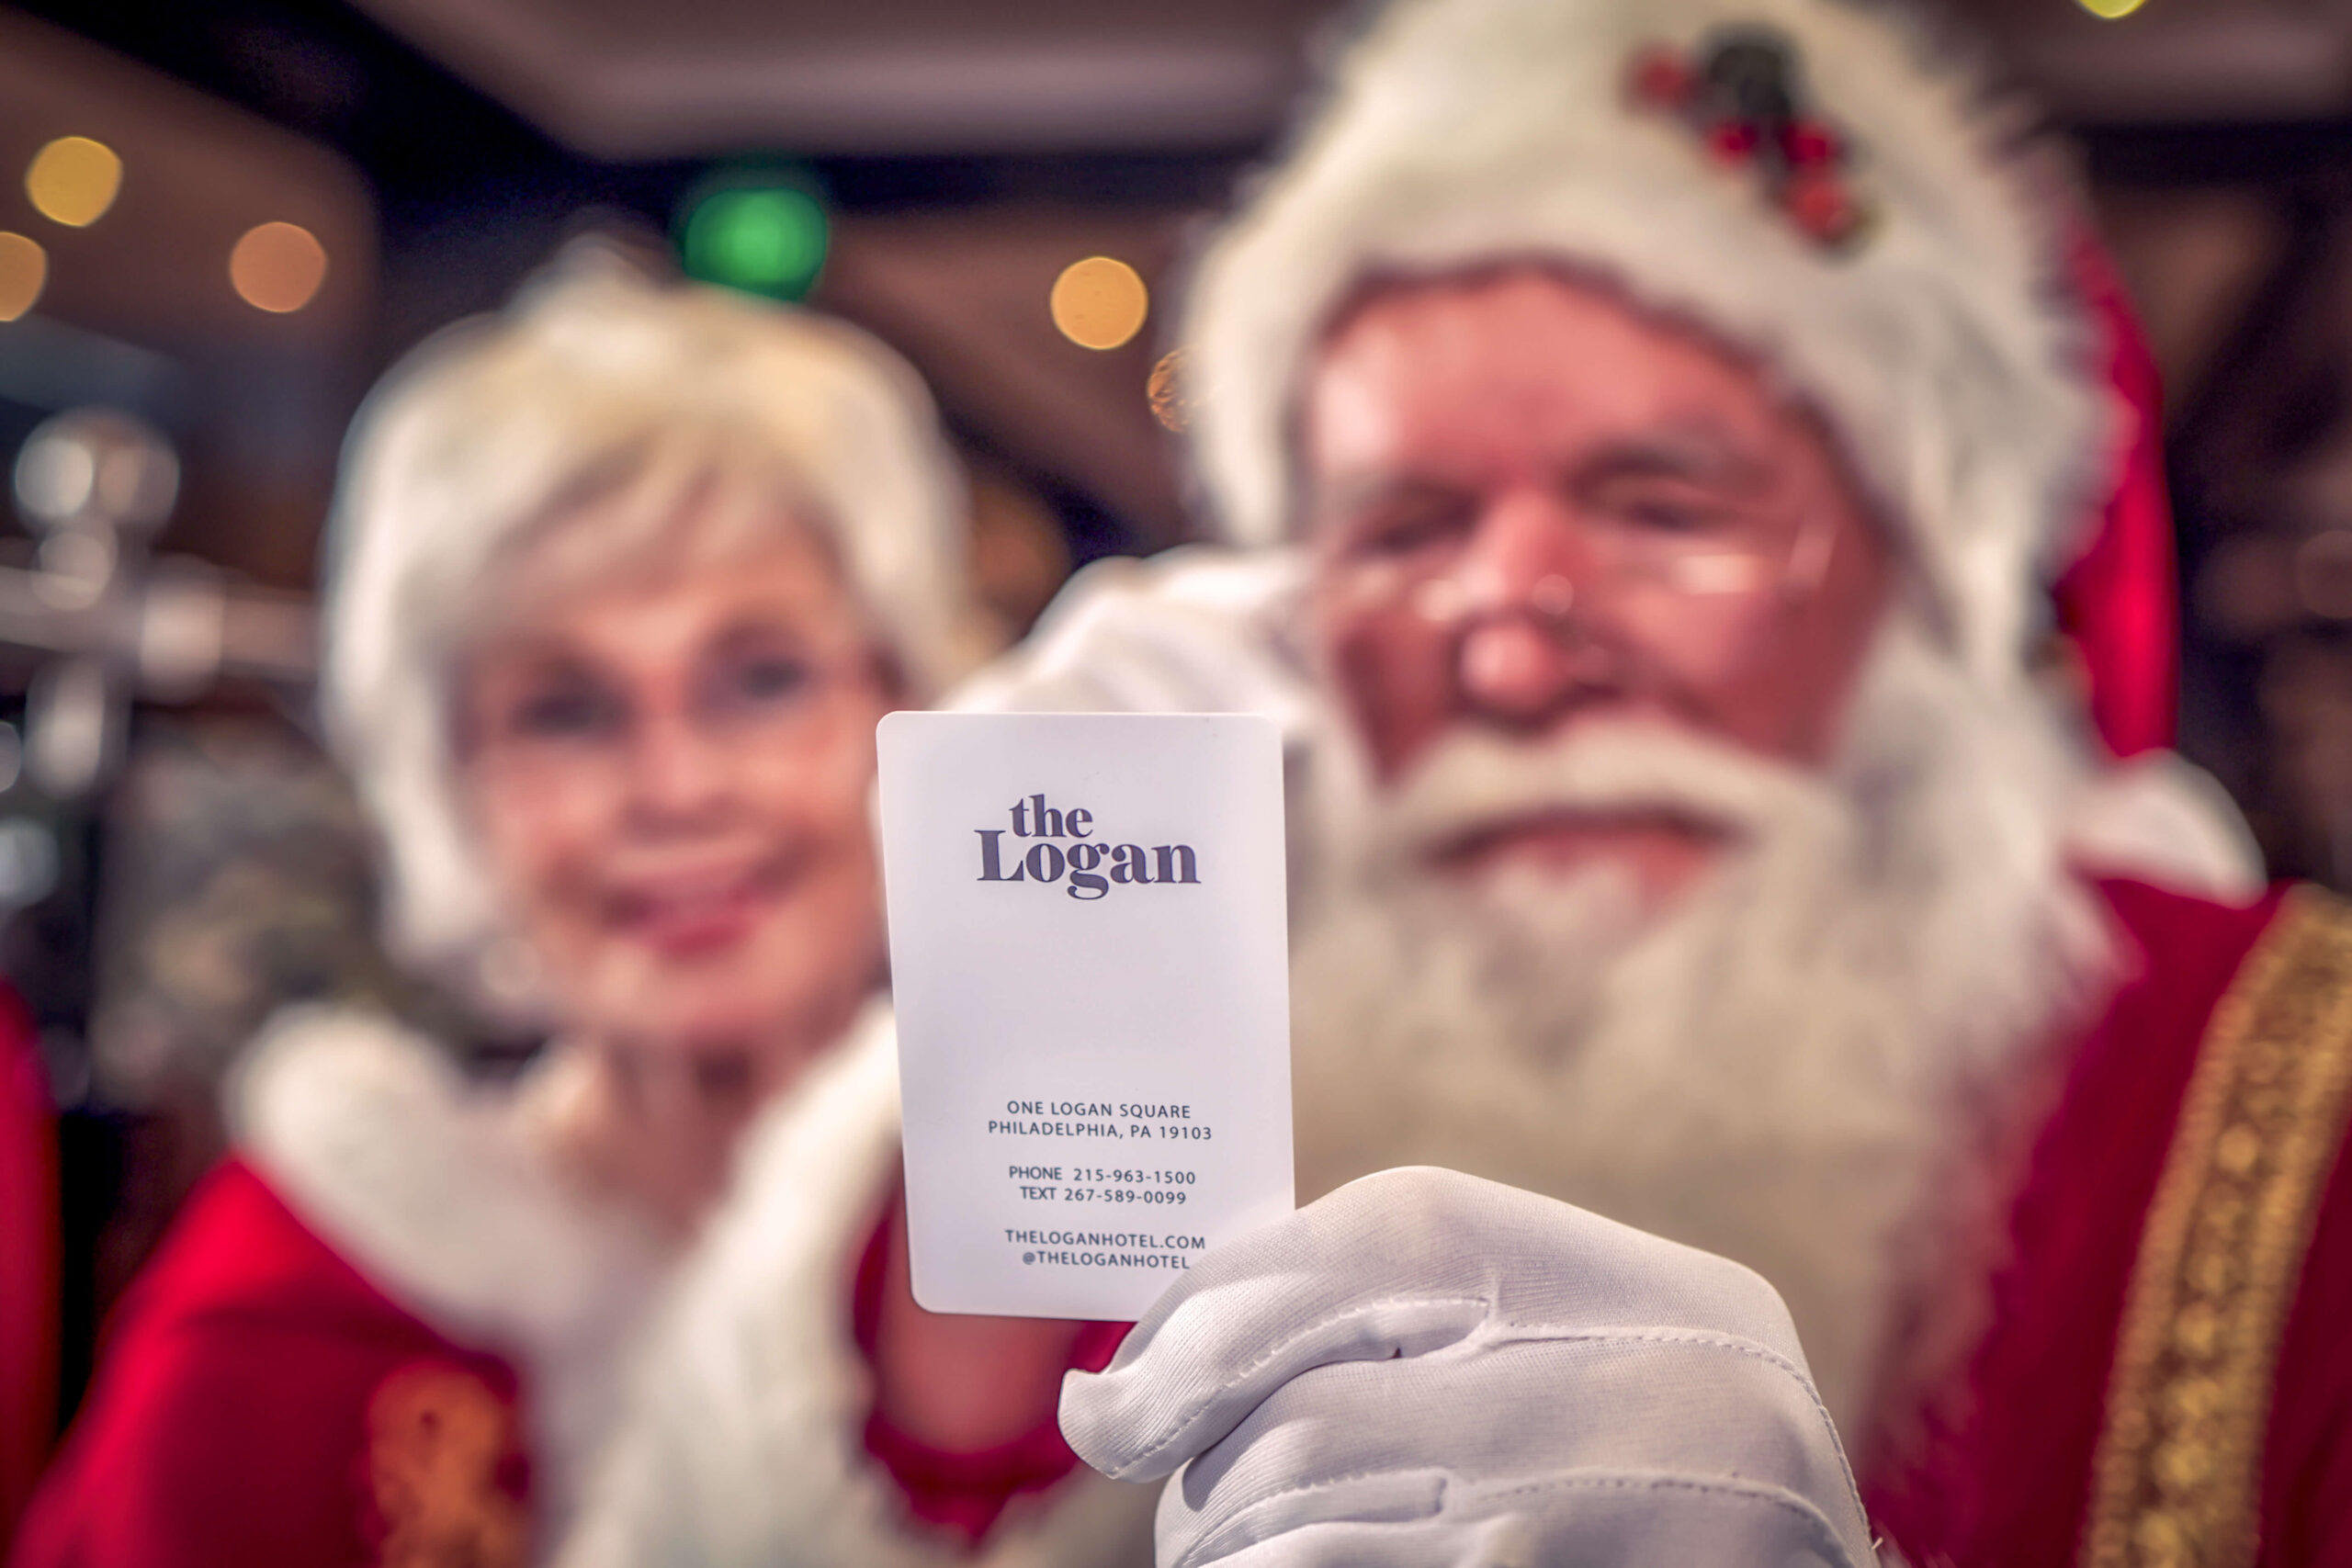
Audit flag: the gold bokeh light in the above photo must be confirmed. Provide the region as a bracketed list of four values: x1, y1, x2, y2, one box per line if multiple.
[1050, 256, 1148, 351]
[26, 137, 122, 228]
[2077, 0, 2147, 17]
[0, 233, 47, 322]
[230, 221, 328, 313]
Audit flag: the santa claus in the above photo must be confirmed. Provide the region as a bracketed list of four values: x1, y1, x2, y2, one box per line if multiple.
[568, 0, 2352, 1564]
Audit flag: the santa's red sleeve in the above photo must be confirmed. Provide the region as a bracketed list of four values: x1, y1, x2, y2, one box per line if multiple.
[8, 1159, 529, 1568]
[1871, 880, 2352, 1567]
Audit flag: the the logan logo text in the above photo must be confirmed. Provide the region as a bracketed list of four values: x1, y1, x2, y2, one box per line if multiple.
[976, 794, 1200, 901]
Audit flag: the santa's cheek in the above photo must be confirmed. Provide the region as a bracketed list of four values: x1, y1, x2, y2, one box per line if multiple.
[1322, 616, 1452, 776]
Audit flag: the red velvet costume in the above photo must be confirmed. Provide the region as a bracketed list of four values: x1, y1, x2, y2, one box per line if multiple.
[0, 989, 54, 1551]
[12, 1163, 532, 1568]
[10, 1156, 1117, 1568]
[1869, 880, 2352, 1566]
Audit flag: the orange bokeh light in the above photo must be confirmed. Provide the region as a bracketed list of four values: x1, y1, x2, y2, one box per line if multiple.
[229, 221, 328, 313]
[1050, 256, 1148, 351]
[25, 137, 121, 229]
[0, 233, 47, 322]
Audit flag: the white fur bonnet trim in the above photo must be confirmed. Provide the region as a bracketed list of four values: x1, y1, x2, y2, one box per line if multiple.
[230, 1006, 671, 1523]
[322, 245, 986, 991]
[560, 1004, 1157, 1568]
[1183, 0, 2108, 685]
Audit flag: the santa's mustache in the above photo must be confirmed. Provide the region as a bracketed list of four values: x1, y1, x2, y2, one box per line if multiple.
[1356, 718, 1850, 882]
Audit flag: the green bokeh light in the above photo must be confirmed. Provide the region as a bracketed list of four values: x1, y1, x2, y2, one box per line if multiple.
[680, 185, 829, 301]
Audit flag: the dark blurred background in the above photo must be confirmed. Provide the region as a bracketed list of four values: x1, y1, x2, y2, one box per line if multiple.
[2, 0, 2350, 1444]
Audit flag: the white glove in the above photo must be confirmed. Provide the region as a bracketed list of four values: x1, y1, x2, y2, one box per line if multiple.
[1058, 1168, 1877, 1568]
[949, 546, 1320, 736]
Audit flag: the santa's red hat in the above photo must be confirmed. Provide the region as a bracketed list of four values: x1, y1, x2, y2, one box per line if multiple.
[1180, 0, 2175, 758]
[2056, 237, 2177, 758]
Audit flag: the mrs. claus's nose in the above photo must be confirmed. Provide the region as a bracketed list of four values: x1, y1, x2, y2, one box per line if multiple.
[627, 710, 733, 825]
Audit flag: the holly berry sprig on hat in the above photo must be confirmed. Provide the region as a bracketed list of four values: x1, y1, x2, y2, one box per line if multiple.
[1625, 27, 1874, 253]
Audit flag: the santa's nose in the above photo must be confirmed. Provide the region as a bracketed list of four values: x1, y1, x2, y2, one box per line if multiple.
[1453, 492, 1607, 722]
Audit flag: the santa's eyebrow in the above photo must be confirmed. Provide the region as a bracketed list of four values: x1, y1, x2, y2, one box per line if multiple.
[1304, 423, 1770, 526]
[1569, 423, 1769, 491]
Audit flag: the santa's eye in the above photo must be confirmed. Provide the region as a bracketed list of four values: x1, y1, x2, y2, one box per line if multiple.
[1622, 500, 1715, 534]
[1349, 491, 1477, 558]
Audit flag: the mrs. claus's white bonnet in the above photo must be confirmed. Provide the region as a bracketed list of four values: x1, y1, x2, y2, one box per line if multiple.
[322, 243, 983, 990]
[1182, 0, 2113, 691]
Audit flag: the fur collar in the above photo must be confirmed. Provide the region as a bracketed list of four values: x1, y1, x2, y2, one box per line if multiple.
[229, 1005, 673, 1527]
[2064, 749, 2264, 904]
[559, 1003, 1157, 1568]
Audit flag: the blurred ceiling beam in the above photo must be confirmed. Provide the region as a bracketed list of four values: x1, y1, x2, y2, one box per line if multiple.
[354, 0, 2352, 160]
[1998, 6, 2352, 124]
[350, 0, 1329, 159]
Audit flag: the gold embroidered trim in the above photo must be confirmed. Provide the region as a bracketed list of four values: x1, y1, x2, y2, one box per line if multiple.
[368, 1361, 528, 1568]
[2080, 887, 2352, 1568]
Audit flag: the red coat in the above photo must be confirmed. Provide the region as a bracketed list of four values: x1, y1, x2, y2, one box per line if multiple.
[8, 1165, 1106, 1566]
[10, 1162, 531, 1568]
[0, 988, 54, 1551]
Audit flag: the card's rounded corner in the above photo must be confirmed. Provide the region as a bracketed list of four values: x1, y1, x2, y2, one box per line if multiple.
[905, 1268, 961, 1317]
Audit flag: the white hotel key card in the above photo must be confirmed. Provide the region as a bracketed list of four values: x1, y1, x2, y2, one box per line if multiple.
[876, 712, 1294, 1319]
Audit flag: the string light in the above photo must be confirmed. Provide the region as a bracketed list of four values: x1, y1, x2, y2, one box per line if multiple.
[1051, 257, 1148, 351]
[0, 233, 46, 322]
[25, 137, 121, 228]
[229, 221, 327, 313]
[2076, 0, 2148, 17]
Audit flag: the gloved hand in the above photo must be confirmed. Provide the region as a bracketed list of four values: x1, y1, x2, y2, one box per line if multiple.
[1059, 1168, 1878, 1568]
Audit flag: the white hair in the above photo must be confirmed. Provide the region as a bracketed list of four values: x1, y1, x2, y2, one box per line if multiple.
[322, 245, 986, 994]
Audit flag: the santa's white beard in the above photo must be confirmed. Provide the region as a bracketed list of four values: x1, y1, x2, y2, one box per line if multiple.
[1288, 619, 2120, 1463]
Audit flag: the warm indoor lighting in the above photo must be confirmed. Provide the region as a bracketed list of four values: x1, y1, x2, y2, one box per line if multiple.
[1050, 256, 1148, 351]
[25, 136, 122, 228]
[0, 233, 46, 322]
[2077, 0, 2148, 17]
[229, 221, 328, 313]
